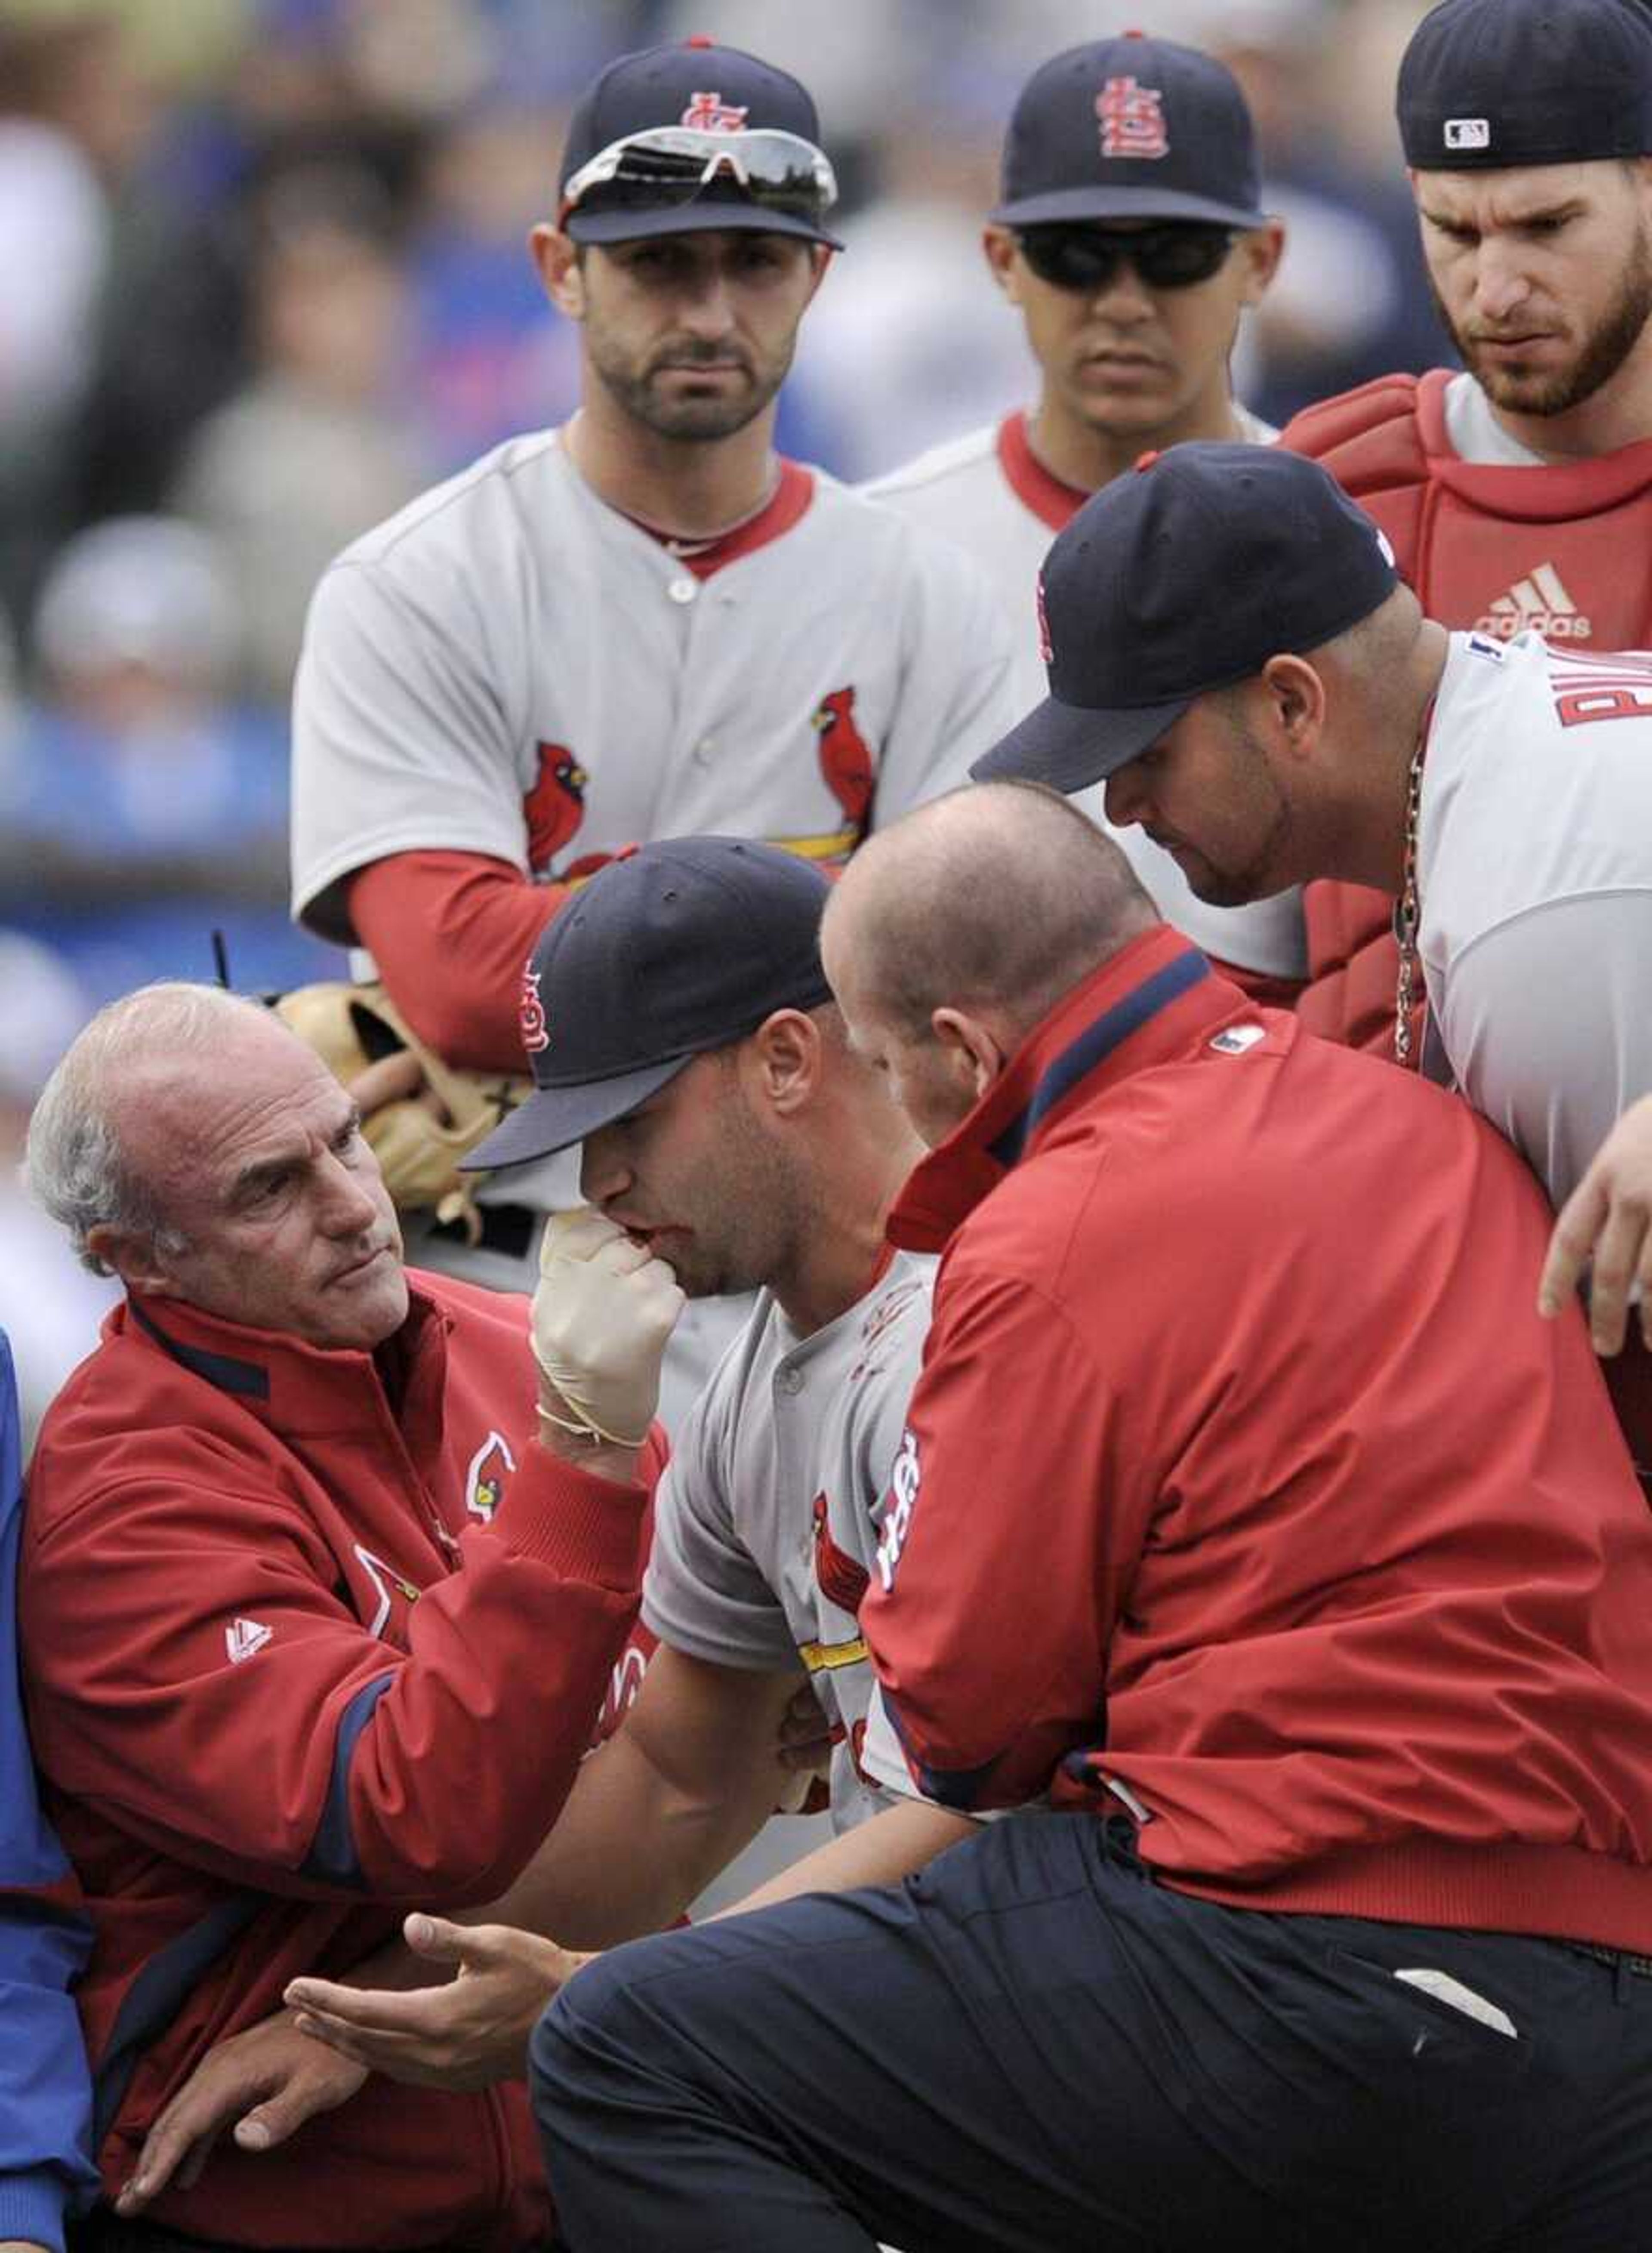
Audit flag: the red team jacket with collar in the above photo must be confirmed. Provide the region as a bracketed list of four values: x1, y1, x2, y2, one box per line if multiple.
[1281, 366, 1652, 1053]
[866, 927, 1652, 1950]
[21, 1272, 662, 2252]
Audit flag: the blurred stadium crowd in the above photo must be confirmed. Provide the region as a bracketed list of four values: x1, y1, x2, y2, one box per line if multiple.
[0, 0, 1449, 1431]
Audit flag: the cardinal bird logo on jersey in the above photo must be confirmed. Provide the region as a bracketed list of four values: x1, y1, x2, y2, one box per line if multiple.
[524, 743, 588, 873]
[465, 1430, 516, 1522]
[771, 687, 876, 869]
[814, 688, 875, 835]
[812, 1491, 871, 1616]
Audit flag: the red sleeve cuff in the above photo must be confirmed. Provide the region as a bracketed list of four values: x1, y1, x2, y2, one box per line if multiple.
[492, 1440, 650, 1589]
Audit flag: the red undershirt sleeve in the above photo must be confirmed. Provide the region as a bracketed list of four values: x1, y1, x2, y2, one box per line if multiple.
[347, 849, 574, 1072]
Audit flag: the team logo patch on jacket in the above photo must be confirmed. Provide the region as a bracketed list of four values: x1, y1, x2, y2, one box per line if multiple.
[353, 1544, 423, 1641]
[465, 1430, 516, 1521]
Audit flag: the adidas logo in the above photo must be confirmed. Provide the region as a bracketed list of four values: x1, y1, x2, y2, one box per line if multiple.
[225, 1617, 272, 1665]
[1477, 562, 1591, 641]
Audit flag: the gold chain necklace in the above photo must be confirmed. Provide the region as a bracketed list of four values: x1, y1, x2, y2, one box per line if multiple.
[1392, 718, 1431, 1069]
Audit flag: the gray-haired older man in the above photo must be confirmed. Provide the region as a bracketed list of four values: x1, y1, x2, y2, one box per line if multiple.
[19, 982, 672, 2251]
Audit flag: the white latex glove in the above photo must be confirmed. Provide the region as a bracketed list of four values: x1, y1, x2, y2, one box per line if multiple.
[531, 1208, 685, 1447]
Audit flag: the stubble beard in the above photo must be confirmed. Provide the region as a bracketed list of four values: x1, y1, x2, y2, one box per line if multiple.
[591, 337, 789, 443]
[1179, 716, 1295, 908]
[1436, 222, 1652, 419]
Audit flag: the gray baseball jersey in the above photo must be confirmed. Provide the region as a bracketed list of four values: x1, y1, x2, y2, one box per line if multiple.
[1418, 629, 1652, 1209]
[863, 409, 1310, 983]
[292, 432, 1020, 945]
[642, 1250, 934, 1832]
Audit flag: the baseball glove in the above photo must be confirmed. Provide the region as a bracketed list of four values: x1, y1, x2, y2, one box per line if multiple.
[273, 981, 528, 1238]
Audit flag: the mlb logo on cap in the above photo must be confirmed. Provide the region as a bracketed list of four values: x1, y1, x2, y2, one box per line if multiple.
[1398, 0, 1652, 171]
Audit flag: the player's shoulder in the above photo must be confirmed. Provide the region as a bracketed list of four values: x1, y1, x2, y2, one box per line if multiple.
[1278, 370, 1436, 490]
[860, 422, 1002, 505]
[805, 460, 1010, 612]
[327, 428, 569, 576]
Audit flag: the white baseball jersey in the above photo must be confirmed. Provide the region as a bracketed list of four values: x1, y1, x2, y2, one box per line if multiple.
[1418, 629, 1652, 1208]
[289, 432, 1016, 1410]
[642, 1250, 934, 1833]
[864, 408, 1310, 982]
[292, 431, 1019, 945]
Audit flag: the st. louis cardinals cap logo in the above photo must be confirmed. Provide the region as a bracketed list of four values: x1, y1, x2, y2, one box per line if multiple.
[518, 964, 549, 1056]
[681, 90, 749, 131]
[1096, 74, 1169, 160]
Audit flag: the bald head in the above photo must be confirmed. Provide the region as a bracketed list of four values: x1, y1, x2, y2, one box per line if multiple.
[827, 782, 1159, 1045]
[822, 784, 1160, 1146]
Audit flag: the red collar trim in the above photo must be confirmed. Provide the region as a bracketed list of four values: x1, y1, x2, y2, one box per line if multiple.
[888, 927, 1242, 1254]
[629, 460, 816, 580]
[121, 1282, 451, 1434]
[1418, 367, 1652, 517]
[996, 410, 1088, 532]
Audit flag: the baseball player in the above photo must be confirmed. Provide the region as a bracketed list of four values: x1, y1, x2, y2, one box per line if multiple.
[865, 31, 1304, 999]
[117, 839, 968, 2133]
[529, 781, 1652, 2253]
[286, 35, 1018, 1420]
[1280, 0, 1652, 1051]
[976, 440, 1652, 1480]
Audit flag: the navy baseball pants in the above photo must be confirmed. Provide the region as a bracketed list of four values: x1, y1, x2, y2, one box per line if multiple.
[530, 1811, 1652, 2252]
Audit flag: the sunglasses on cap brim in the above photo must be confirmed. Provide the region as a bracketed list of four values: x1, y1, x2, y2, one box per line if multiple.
[560, 126, 838, 229]
[1016, 221, 1237, 293]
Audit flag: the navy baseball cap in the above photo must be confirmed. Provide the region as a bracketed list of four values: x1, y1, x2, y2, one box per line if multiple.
[465, 837, 834, 1170]
[973, 443, 1399, 793]
[992, 32, 1267, 232]
[1399, 0, 1652, 170]
[556, 38, 843, 249]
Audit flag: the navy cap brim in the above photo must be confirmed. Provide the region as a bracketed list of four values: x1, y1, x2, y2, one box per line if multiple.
[565, 200, 843, 250]
[991, 185, 1268, 231]
[971, 688, 1195, 793]
[462, 1053, 691, 1173]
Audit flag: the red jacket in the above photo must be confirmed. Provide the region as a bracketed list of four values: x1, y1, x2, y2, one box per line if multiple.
[866, 927, 1652, 1949]
[22, 1272, 660, 2251]
[1280, 366, 1652, 1053]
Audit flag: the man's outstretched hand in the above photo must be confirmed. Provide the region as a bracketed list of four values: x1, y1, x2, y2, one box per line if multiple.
[286, 1914, 593, 2092]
